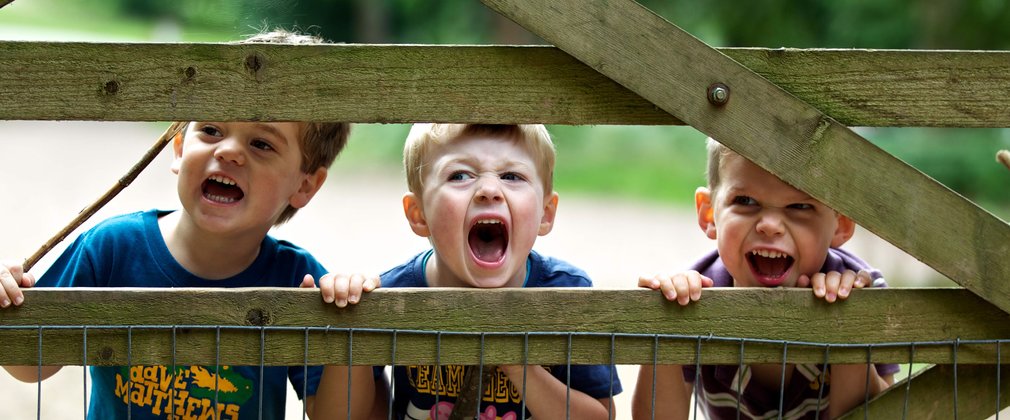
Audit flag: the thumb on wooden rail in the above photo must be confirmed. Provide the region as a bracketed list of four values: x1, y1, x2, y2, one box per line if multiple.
[22, 122, 187, 272]
[997, 150, 1010, 172]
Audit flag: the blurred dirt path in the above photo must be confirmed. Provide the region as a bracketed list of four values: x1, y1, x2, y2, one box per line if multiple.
[0, 121, 941, 419]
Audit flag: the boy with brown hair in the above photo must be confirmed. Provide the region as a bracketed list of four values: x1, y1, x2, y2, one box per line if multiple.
[1, 30, 353, 419]
[313, 123, 622, 420]
[633, 138, 897, 419]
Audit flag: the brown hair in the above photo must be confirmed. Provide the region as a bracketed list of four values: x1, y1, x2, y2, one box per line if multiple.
[238, 29, 351, 224]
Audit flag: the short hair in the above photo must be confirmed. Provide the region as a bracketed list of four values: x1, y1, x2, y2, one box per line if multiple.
[403, 124, 556, 197]
[705, 137, 733, 193]
[173, 29, 351, 225]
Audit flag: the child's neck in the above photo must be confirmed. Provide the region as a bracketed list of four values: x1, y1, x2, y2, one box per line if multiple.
[158, 211, 264, 280]
[423, 250, 528, 288]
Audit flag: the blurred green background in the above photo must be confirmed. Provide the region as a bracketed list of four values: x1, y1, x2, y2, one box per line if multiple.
[2, 0, 1009, 215]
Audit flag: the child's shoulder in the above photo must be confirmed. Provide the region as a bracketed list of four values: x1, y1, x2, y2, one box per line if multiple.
[379, 251, 429, 288]
[526, 250, 593, 288]
[79, 209, 162, 242]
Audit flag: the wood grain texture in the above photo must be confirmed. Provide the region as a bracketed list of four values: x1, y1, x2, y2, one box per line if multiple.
[480, 0, 1010, 315]
[0, 288, 1007, 366]
[3, 42, 1010, 126]
[0, 42, 674, 124]
[838, 364, 1010, 420]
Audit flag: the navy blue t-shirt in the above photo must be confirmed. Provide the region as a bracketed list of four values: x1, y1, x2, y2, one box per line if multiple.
[375, 249, 623, 420]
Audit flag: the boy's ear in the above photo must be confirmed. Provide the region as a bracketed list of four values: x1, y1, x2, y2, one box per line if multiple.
[695, 187, 717, 239]
[831, 214, 856, 248]
[538, 192, 560, 236]
[170, 131, 185, 175]
[403, 193, 430, 237]
[289, 168, 328, 209]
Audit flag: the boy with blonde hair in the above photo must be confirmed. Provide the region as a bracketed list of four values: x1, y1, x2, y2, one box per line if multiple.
[314, 123, 622, 420]
[633, 138, 897, 419]
[1, 30, 354, 420]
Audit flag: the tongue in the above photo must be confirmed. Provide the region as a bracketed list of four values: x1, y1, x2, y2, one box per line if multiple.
[469, 225, 506, 263]
[752, 255, 791, 277]
[205, 181, 244, 201]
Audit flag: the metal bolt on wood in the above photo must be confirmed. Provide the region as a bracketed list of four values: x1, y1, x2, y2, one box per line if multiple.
[707, 83, 729, 106]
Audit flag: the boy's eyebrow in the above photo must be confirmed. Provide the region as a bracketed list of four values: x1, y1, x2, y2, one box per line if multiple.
[441, 155, 534, 171]
[252, 123, 292, 145]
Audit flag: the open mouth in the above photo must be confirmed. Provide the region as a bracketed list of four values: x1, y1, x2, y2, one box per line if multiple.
[202, 175, 244, 204]
[747, 249, 794, 285]
[468, 219, 508, 264]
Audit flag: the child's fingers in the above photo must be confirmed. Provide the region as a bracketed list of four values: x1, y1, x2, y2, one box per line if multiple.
[823, 271, 841, 303]
[21, 272, 36, 288]
[854, 270, 872, 288]
[806, 274, 825, 298]
[298, 274, 317, 289]
[314, 274, 338, 304]
[700, 275, 714, 288]
[0, 264, 25, 308]
[332, 274, 351, 308]
[346, 274, 366, 304]
[637, 275, 661, 290]
[837, 270, 857, 299]
[687, 272, 707, 302]
[673, 274, 692, 306]
[362, 275, 381, 292]
[795, 273, 810, 288]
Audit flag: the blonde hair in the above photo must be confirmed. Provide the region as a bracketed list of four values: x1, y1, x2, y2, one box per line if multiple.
[403, 124, 556, 196]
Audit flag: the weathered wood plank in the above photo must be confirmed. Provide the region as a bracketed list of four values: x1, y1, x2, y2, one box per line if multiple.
[838, 364, 1010, 420]
[0, 42, 674, 124]
[0, 288, 1008, 366]
[480, 0, 1010, 315]
[2, 42, 1010, 127]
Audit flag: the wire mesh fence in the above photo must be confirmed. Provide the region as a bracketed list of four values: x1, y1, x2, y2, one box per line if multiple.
[2, 321, 1009, 419]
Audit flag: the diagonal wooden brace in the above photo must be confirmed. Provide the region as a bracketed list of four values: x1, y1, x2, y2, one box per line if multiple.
[480, 0, 1010, 314]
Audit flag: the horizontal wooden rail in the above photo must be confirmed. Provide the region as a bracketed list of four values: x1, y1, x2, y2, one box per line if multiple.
[0, 288, 1008, 366]
[2, 42, 1009, 127]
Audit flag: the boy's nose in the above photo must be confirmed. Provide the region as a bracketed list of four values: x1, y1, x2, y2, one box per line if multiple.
[755, 212, 785, 236]
[213, 138, 246, 166]
[474, 176, 503, 202]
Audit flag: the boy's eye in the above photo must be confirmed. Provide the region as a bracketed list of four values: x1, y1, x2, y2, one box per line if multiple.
[787, 203, 814, 211]
[731, 195, 757, 206]
[500, 172, 524, 181]
[448, 171, 473, 181]
[250, 139, 274, 152]
[200, 125, 222, 137]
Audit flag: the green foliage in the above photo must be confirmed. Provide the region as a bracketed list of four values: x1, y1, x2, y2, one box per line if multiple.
[866, 128, 1010, 217]
[549, 126, 707, 203]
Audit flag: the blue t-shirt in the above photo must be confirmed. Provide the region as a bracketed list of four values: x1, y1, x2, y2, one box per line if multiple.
[38, 209, 326, 420]
[682, 248, 900, 420]
[376, 250, 623, 420]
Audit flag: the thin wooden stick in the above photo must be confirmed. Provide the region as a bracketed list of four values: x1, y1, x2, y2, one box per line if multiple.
[23, 122, 187, 272]
[998, 150, 1010, 172]
[449, 365, 497, 419]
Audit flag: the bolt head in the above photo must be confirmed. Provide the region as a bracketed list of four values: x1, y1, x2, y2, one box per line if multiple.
[707, 83, 730, 106]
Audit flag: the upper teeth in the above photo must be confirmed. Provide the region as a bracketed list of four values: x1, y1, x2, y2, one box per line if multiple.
[209, 175, 235, 185]
[476, 219, 501, 225]
[752, 249, 787, 258]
